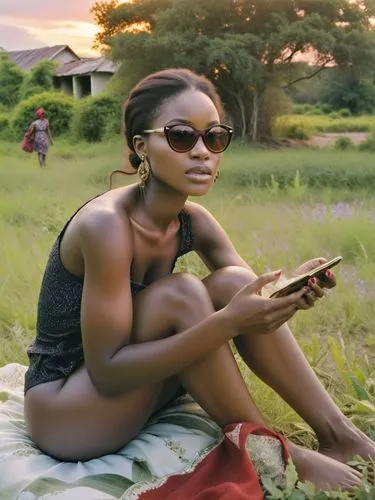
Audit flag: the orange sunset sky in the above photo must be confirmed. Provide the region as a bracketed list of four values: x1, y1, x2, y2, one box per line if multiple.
[0, 0, 130, 56]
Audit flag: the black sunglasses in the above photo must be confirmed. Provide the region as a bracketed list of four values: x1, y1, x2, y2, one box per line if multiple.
[143, 124, 233, 153]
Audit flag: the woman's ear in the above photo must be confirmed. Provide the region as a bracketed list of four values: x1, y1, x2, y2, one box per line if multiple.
[133, 135, 147, 160]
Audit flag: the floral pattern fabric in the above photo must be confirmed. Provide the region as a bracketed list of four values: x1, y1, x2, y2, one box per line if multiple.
[0, 363, 286, 500]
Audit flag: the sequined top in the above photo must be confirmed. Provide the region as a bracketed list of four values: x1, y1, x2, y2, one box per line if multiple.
[24, 202, 194, 393]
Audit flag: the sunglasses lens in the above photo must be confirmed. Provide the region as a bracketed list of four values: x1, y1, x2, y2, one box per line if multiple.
[167, 126, 197, 152]
[205, 126, 232, 153]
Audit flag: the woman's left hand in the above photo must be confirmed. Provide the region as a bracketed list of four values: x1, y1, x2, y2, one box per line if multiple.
[293, 257, 336, 308]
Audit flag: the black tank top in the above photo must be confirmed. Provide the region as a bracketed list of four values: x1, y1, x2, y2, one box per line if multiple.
[24, 200, 194, 393]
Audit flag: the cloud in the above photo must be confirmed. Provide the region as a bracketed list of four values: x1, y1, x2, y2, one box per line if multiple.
[0, 0, 96, 23]
[0, 24, 46, 51]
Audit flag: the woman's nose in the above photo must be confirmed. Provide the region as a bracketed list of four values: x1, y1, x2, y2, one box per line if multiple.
[189, 136, 210, 159]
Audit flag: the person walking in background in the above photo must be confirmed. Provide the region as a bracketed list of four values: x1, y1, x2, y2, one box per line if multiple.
[32, 108, 53, 167]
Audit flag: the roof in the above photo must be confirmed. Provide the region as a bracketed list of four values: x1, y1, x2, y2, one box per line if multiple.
[55, 57, 118, 77]
[6, 45, 79, 71]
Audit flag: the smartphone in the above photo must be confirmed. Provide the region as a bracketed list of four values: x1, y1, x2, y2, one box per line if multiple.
[270, 256, 342, 299]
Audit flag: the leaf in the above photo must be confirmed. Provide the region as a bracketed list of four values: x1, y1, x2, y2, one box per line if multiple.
[261, 475, 284, 499]
[285, 459, 299, 493]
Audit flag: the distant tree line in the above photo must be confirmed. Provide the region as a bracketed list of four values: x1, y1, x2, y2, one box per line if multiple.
[91, 0, 375, 141]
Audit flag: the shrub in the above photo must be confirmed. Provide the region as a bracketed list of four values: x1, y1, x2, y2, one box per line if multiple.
[11, 92, 75, 139]
[318, 103, 333, 114]
[334, 136, 354, 150]
[337, 108, 351, 117]
[306, 107, 323, 116]
[358, 129, 375, 152]
[70, 94, 123, 143]
[0, 54, 25, 108]
[285, 123, 311, 140]
[19, 61, 56, 101]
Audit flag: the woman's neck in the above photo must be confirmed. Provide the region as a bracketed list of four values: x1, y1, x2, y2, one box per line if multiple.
[133, 180, 187, 232]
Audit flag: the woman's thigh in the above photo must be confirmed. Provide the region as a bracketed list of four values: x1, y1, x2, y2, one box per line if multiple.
[25, 273, 213, 461]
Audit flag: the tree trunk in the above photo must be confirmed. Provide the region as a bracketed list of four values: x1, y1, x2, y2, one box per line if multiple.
[251, 90, 259, 142]
[235, 93, 247, 140]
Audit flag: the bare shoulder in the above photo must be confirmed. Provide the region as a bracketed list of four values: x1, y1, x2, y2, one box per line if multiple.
[184, 200, 220, 232]
[77, 190, 134, 258]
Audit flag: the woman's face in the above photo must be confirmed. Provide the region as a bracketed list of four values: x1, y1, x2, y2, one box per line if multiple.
[136, 90, 223, 197]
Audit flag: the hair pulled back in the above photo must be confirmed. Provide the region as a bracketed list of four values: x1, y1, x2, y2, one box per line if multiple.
[124, 68, 224, 170]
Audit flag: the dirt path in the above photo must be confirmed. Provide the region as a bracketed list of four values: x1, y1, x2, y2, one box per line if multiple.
[307, 132, 369, 148]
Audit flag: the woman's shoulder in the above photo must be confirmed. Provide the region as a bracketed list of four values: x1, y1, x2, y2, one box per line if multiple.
[184, 200, 214, 223]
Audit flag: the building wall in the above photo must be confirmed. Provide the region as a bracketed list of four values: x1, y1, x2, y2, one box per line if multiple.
[53, 49, 79, 67]
[91, 73, 111, 96]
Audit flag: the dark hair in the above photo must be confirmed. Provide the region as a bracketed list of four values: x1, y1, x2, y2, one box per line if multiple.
[126, 68, 223, 168]
[109, 68, 224, 188]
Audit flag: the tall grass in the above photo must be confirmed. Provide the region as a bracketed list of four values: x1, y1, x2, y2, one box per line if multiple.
[0, 140, 374, 471]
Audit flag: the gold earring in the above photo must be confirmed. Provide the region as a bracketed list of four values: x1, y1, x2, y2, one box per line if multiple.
[214, 169, 220, 183]
[138, 156, 150, 187]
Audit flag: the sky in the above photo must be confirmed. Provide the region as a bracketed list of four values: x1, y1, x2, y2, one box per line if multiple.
[0, 0, 107, 56]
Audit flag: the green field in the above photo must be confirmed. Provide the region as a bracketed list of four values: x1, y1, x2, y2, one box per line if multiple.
[0, 139, 374, 493]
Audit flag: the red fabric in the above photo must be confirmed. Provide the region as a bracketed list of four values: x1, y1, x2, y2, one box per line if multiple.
[21, 134, 34, 153]
[139, 423, 289, 500]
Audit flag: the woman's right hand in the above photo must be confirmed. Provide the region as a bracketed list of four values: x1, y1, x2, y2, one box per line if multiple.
[224, 271, 310, 336]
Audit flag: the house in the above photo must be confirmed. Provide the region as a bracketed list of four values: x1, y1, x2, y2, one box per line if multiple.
[6, 45, 118, 99]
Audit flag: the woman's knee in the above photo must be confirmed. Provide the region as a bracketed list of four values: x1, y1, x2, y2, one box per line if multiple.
[203, 266, 257, 310]
[132, 273, 214, 343]
[164, 273, 214, 318]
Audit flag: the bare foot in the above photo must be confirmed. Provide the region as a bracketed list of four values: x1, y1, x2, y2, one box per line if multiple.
[318, 418, 375, 464]
[288, 442, 362, 491]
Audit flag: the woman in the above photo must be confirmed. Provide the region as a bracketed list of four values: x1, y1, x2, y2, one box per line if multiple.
[32, 108, 53, 167]
[24, 69, 374, 490]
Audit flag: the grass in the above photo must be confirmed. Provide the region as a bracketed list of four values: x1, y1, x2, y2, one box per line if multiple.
[0, 139, 374, 496]
[274, 114, 375, 139]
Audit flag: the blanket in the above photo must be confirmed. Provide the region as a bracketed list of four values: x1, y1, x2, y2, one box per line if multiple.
[0, 363, 287, 499]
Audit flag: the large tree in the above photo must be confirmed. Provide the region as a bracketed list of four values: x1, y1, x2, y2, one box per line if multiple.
[92, 0, 375, 141]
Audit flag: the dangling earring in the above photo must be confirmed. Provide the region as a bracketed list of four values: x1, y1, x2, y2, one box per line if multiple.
[214, 169, 220, 183]
[138, 155, 150, 187]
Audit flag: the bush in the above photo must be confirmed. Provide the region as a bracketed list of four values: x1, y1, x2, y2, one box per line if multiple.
[19, 61, 56, 101]
[334, 136, 354, 150]
[70, 94, 123, 143]
[0, 54, 25, 108]
[337, 108, 351, 117]
[318, 103, 333, 114]
[284, 123, 311, 140]
[358, 129, 375, 152]
[11, 92, 75, 139]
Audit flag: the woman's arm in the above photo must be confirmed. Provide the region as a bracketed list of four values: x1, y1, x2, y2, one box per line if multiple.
[185, 201, 252, 272]
[79, 209, 236, 397]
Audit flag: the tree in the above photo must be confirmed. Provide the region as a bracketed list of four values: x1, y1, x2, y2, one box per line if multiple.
[19, 60, 57, 101]
[0, 54, 24, 108]
[318, 69, 375, 114]
[92, 0, 375, 141]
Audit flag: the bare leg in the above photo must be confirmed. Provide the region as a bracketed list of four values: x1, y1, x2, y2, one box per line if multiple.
[203, 266, 374, 464]
[38, 153, 44, 167]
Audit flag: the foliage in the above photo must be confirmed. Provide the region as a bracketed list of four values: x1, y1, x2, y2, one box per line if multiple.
[92, 0, 375, 142]
[358, 129, 375, 152]
[318, 69, 375, 115]
[19, 61, 57, 101]
[274, 115, 375, 137]
[334, 136, 354, 151]
[0, 53, 24, 108]
[11, 92, 75, 139]
[70, 94, 123, 142]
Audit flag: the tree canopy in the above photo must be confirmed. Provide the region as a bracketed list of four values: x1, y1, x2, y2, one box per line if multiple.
[92, 0, 375, 140]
